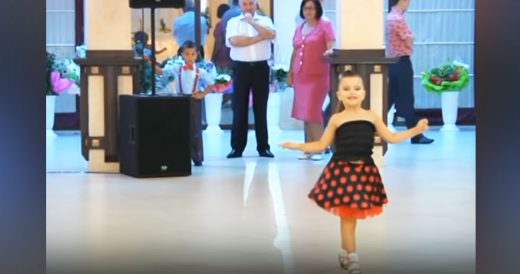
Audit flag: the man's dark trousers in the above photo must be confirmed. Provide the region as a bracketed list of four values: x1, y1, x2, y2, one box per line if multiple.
[388, 55, 419, 129]
[230, 60, 270, 153]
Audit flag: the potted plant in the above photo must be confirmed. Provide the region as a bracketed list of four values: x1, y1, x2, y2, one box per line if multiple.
[271, 64, 289, 92]
[46, 52, 80, 136]
[421, 60, 470, 131]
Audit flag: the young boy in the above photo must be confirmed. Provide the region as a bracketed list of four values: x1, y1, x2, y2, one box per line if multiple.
[161, 41, 215, 166]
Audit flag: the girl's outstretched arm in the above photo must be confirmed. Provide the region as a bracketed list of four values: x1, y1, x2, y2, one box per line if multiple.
[371, 111, 429, 143]
[280, 114, 339, 152]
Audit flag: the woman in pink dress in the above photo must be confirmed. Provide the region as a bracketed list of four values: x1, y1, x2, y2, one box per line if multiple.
[288, 0, 335, 161]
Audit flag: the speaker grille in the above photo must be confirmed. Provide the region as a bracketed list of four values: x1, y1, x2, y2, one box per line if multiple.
[119, 95, 191, 178]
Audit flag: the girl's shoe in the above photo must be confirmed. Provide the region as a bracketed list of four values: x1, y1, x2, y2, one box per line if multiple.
[338, 253, 349, 269]
[310, 154, 323, 161]
[338, 253, 362, 274]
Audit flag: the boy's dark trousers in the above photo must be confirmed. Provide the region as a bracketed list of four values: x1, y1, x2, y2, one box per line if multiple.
[190, 97, 203, 163]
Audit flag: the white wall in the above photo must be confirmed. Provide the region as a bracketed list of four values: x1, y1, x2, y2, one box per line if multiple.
[84, 0, 132, 50]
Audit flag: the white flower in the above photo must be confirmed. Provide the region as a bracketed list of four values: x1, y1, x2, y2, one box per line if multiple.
[216, 74, 231, 82]
[272, 64, 289, 72]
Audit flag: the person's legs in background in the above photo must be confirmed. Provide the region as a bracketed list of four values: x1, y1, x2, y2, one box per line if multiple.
[251, 61, 273, 157]
[306, 121, 324, 160]
[227, 62, 251, 158]
[190, 98, 204, 166]
[389, 56, 433, 144]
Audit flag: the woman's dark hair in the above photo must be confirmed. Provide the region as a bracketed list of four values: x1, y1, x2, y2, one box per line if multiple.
[299, 0, 323, 20]
[217, 4, 230, 19]
[388, 0, 400, 13]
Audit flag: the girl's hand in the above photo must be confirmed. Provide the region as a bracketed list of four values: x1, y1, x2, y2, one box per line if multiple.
[415, 118, 429, 133]
[279, 141, 300, 150]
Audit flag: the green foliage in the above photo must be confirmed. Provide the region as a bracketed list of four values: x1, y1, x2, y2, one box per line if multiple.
[421, 60, 470, 93]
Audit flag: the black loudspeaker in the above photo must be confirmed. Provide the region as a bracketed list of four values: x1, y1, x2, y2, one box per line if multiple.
[119, 95, 191, 178]
[129, 0, 185, 8]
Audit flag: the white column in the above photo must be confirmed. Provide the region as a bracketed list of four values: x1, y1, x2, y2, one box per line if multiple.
[84, 0, 132, 172]
[335, 0, 384, 50]
[335, 0, 386, 166]
[84, 0, 132, 50]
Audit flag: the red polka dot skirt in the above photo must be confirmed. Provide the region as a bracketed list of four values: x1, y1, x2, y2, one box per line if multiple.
[308, 160, 388, 219]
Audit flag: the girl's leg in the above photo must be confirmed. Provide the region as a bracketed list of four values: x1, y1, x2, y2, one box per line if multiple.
[339, 216, 362, 273]
[340, 216, 357, 253]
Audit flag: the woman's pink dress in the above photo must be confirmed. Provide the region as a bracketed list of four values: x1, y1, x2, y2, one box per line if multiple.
[291, 19, 336, 123]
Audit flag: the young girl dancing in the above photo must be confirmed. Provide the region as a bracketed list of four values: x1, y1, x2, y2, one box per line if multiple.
[280, 71, 429, 273]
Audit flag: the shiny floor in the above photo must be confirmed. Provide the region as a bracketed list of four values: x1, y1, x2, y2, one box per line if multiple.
[46, 127, 475, 274]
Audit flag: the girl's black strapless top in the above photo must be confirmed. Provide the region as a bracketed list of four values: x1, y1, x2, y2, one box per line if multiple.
[331, 120, 376, 164]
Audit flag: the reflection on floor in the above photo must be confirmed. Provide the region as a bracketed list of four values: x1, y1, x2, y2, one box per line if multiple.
[47, 127, 475, 274]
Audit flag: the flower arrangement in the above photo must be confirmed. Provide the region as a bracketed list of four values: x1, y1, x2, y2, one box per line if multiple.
[214, 73, 233, 93]
[46, 52, 81, 96]
[421, 60, 470, 93]
[270, 64, 289, 92]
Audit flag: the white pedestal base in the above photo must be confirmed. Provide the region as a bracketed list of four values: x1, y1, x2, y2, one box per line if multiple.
[441, 92, 460, 132]
[46, 96, 57, 138]
[205, 93, 223, 133]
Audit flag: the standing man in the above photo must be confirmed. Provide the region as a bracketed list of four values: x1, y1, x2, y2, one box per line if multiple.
[221, 0, 241, 30]
[173, 0, 209, 58]
[386, 0, 434, 144]
[225, 0, 276, 158]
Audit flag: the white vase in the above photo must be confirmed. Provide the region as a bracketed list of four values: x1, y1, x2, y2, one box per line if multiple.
[440, 91, 459, 132]
[46, 95, 57, 138]
[204, 93, 223, 133]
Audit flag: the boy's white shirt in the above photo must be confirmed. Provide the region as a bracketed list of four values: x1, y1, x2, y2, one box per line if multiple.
[160, 60, 216, 94]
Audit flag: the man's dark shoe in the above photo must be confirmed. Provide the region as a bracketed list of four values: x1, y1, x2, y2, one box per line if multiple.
[193, 161, 203, 166]
[258, 149, 275, 158]
[411, 135, 434, 144]
[226, 150, 242, 158]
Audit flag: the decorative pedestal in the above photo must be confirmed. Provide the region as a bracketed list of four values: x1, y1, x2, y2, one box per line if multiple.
[46, 95, 57, 138]
[75, 50, 141, 172]
[440, 91, 460, 132]
[204, 93, 223, 133]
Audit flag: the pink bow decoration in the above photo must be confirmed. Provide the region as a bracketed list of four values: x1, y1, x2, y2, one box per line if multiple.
[50, 71, 74, 93]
